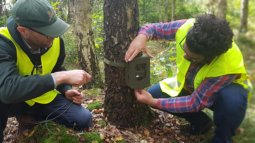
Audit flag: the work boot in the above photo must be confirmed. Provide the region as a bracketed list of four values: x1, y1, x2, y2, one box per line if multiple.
[189, 121, 214, 135]
[16, 115, 36, 136]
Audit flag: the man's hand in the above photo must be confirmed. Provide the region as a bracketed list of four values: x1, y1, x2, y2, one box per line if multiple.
[52, 70, 92, 86]
[65, 89, 84, 104]
[134, 89, 157, 107]
[124, 34, 153, 62]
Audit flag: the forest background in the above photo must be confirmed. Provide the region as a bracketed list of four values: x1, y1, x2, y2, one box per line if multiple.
[0, 0, 255, 143]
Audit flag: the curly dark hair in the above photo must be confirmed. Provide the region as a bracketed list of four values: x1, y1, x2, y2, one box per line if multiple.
[186, 14, 233, 61]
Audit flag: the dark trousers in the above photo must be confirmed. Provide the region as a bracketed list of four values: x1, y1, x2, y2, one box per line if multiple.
[0, 95, 92, 142]
[148, 83, 248, 143]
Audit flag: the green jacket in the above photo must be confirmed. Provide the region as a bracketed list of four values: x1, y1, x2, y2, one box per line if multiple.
[0, 17, 71, 104]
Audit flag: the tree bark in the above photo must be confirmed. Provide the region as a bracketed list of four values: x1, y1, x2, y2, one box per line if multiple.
[0, 0, 3, 16]
[0, 0, 6, 16]
[216, 0, 227, 19]
[206, 0, 227, 19]
[206, 0, 216, 14]
[171, 0, 175, 21]
[163, 0, 170, 22]
[239, 0, 249, 33]
[74, 0, 103, 88]
[103, 0, 154, 127]
[67, 0, 75, 23]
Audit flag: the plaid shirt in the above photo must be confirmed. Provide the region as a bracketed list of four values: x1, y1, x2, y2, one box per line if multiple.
[139, 20, 237, 113]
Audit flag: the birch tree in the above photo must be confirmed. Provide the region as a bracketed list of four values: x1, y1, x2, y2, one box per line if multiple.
[74, 0, 103, 88]
[103, 0, 153, 127]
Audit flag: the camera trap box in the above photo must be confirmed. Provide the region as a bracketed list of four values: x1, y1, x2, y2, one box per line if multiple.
[125, 55, 150, 89]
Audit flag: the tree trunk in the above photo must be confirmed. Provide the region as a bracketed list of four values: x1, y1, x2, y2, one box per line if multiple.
[206, 0, 216, 14]
[0, 0, 3, 16]
[67, 0, 75, 23]
[163, 0, 170, 22]
[103, 0, 154, 127]
[239, 0, 249, 33]
[74, 0, 103, 88]
[216, 0, 227, 19]
[171, 0, 175, 21]
[157, 0, 164, 22]
[206, 0, 227, 19]
[0, 0, 6, 16]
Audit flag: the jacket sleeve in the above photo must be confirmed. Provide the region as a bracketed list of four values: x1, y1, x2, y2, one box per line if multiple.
[0, 41, 55, 104]
[138, 19, 187, 41]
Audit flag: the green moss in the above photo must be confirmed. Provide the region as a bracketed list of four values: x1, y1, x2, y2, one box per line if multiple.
[17, 122, 79, 143]
[87, 101, 103, 111]
[96, 120, 107, 128]
[82, 132, 103, 143]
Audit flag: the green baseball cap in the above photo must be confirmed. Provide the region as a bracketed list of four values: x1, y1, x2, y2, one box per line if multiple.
[11, 0, 69, 37]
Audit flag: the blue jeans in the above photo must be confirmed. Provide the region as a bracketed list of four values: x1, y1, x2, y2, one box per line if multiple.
[148, 83, 247, 143]
[0, 95, 92, 142]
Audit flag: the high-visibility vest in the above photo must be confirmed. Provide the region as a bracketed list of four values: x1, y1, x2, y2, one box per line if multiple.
[0, 27, 60, 106]
[159, 19, 250, 99]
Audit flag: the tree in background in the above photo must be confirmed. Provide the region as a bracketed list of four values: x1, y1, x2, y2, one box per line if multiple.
[239, 0, 249, 33]
[207, 0, 227, 19]
[67, 0, 75, 23]
[216, 0, 227, 19]
[138, 0, 203, 23]
[73, 0, 103, 88]
[91, 0, 104, 59]
[0, 0, 6, 16]
[0, 0, 9, 26]
[171, 0, 176, 21]
[103, 0, 153, 127]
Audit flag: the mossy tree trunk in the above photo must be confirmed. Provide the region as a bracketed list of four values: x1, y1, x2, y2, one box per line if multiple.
[239, 0, 249, 33]
[216, 0, 227, 19]
[171, 0, 176, 21]
[67, 0, 75, 23]
[74, 0, 103, 89]
[103, 0, 154, 127]
[206, 0, 227, 19]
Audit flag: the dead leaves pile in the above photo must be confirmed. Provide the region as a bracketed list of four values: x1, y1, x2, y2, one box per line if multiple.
[86, 94, 211, 143]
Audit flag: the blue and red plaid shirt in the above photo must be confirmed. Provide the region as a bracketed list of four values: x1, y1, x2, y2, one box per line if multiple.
[139, 20, 238, 113]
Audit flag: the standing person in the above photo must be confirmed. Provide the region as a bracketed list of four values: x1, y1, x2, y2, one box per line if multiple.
[0, 0, 92, 142]
[125, 14, 250, 143]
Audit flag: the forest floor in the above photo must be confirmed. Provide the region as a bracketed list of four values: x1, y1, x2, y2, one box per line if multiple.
[3, 88, 253, 143]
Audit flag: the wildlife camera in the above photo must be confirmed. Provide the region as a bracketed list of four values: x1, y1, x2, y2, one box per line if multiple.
[125, 55, 150, 89]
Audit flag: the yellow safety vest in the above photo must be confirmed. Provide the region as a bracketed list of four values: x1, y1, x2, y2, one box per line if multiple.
[160, 19, 250, 99]
[0, 27, 60, 106]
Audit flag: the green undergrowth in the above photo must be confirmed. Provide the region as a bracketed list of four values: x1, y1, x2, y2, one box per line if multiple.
[16, 122, 102, 143]
[82, 88, 103, 97]
[87, 101, 103, 111]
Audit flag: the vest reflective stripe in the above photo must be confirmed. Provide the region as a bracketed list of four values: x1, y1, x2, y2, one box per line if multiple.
[0, 27, 60, 106]
[159, 19, 249, 98]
